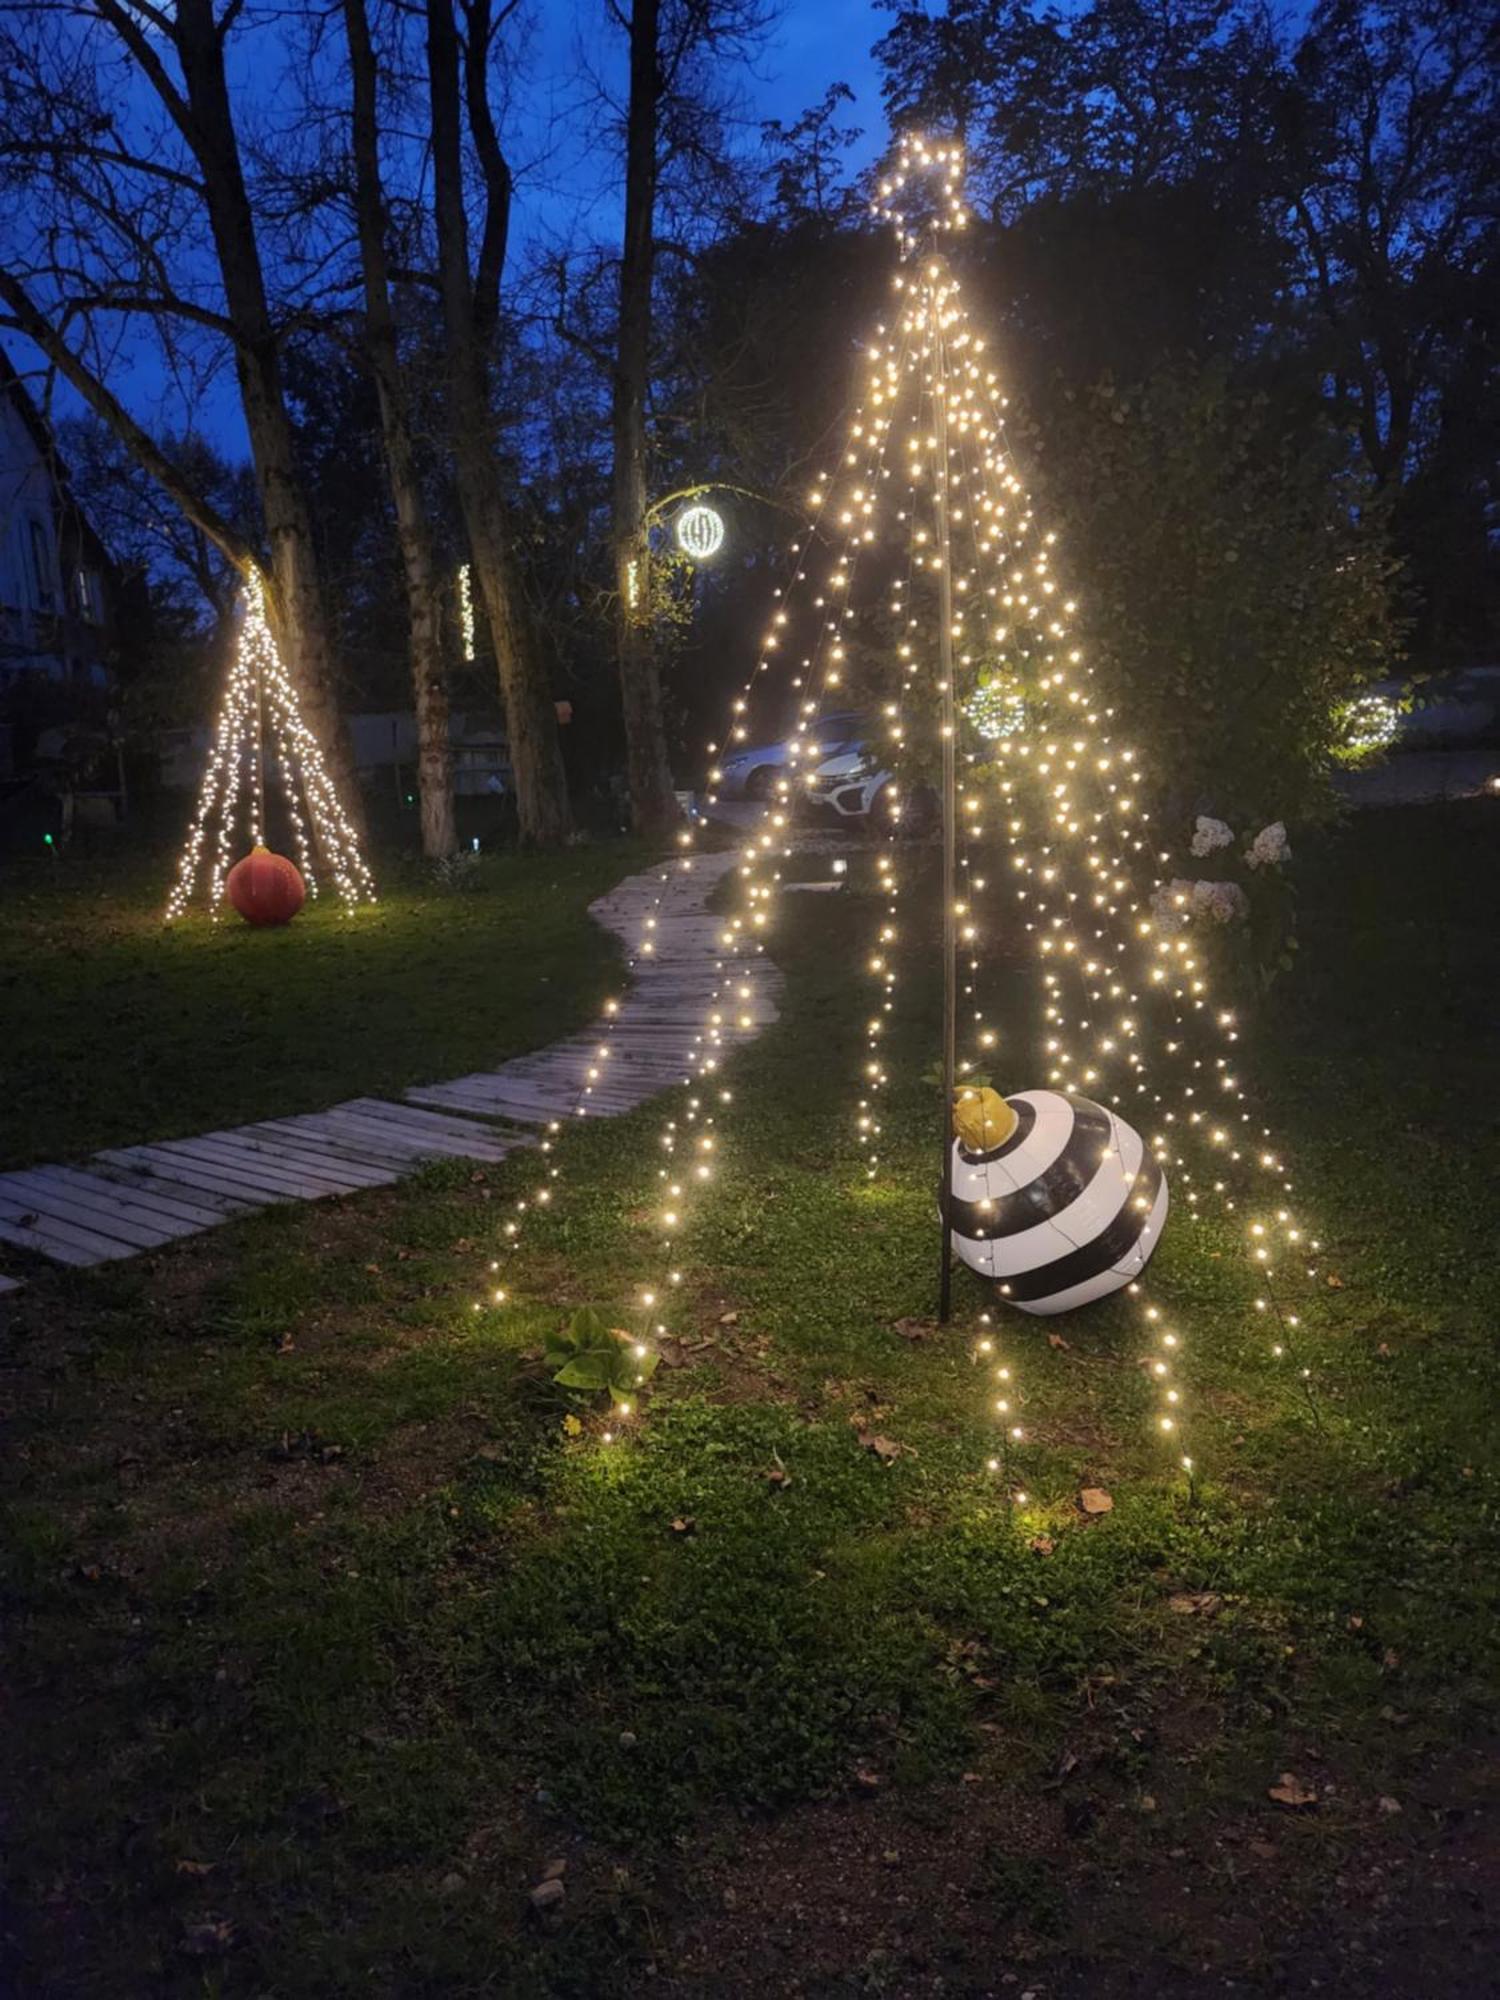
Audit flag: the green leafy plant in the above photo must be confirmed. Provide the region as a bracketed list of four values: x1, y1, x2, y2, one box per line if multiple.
[544, 1305, 659, 1408]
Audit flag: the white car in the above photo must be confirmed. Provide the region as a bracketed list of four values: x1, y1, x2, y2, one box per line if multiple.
[800, 742, 938, 835]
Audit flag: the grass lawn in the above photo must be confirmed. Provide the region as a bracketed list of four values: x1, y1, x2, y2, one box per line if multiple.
[0, 840, 644, 1170]
[2, 801, 1497, 1995]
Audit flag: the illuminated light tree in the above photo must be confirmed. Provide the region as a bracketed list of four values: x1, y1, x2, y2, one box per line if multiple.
[166, 572, 376, 922]
[460, 137, 1345, 1501]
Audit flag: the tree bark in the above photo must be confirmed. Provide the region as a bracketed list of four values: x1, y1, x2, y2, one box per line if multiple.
[613, 0, 680, 837]
[150, 0, 365, 841]
[344, 0, 455, 859]
[425, 0, 571, 847]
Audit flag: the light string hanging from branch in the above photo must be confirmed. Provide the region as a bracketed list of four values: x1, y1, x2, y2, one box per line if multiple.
[165, 569, 376, 921]
[610, 329, 921, 1385]
[459, 343, 904, 1425]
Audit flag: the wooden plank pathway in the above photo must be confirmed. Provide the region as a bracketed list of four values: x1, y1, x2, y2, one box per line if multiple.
[0, 850, 781, 1281]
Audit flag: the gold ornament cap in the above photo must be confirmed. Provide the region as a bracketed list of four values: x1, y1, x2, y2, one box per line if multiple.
[953, 1085, 1018, 1152]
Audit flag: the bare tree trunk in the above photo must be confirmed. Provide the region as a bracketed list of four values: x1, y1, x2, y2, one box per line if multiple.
[613, 0, 679, 837]
[344, 0, 455, 859]
[425, 0, 571, 847]
[163, 0, 365, 841]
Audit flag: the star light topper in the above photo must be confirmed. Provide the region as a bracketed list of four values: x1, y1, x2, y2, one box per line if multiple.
[871, 135, 970, 258]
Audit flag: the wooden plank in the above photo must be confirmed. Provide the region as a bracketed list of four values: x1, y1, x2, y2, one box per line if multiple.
[404, 1082, 543, 1118]
[220, 1127, 396, 1188]
[0, 1172, 187, 1249]
[250, 1119, 417, 1174]
[335, 1098, 532, 1146]
[32, 1163, 226, 1229]
[85, 1158, 255, 1219]
[139, 1136, 355, 1199]
[407, 1083, 579, 1122]
[312, 1107, 517, 1162]
[101, 1146, 285, 1206]
[0, 1198, 140, 1264]
[328, 1100, 524, 1159]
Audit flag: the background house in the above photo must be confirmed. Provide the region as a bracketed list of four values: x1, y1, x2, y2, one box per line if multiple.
[0, 349, 116, 789]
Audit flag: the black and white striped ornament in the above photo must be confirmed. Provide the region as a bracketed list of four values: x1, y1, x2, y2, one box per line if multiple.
[943, 1090, 1169, 1315]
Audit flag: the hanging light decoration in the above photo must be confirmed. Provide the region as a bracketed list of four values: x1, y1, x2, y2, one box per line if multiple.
[676, 502, 725, 561]
[165, 569, 376, 922]
[457, 562, 476, 662]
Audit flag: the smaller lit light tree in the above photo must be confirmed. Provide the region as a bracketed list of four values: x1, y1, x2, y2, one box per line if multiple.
[165, 570, 376, 921]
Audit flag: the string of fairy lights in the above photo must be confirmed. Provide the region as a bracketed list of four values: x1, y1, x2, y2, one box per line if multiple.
[461, 344, 910, 1416]
[165, 568, 376, 920]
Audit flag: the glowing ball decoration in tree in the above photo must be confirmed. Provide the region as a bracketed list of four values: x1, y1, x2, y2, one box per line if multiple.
[226, 844, 306, 927]
[943, 1087, 1169, 1315]
[675, 502, 724, 561]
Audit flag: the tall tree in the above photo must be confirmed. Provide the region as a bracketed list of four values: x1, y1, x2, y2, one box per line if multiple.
[607, 0, 771, 836]
[0, 0, 364, 830]
[343, 0, 456, 858]
[612, 0, 677, 837]
[424, 0, 571, 846]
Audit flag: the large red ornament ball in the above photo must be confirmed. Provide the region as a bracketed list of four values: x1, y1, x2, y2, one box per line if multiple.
[226, 845, 306, 927]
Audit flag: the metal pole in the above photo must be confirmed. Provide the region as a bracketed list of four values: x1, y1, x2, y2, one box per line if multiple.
[930, 262, 959, 1322]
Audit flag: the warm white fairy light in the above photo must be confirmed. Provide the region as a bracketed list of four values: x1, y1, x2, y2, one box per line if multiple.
[165, 569, 376, 921]
[458, 562, 476, 662]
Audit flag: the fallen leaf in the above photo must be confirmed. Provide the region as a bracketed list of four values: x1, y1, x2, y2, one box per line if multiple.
[857, 1431, 903, 1463]
[1347, 1614, 1364, 1630]
[893, 1317, 937, 1342]
[1047, 1331, 1071, 1350]
[1268, 1772, 1319, 1809]
[854, 1766, 882, 1790]
[1326, 1272, 1344, 1289]
[173, 1860, 215, 1878]
[1078, 1487, 1113, 1516]
[656, 1337, 689, 1369]
[1377, 1795, 1402, 1815]
[669, 1516, 696, 1535]
[1029, 1535, 1055, 1557]
[1248, 1839, 1277, 1860]
[718, 1310, 739, 1326]
[1168, 1591, 1223, 1616]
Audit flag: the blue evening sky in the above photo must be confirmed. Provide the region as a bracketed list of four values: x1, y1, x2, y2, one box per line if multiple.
[30, 0, 894, 462]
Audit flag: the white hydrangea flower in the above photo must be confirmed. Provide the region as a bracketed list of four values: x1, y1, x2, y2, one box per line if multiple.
[1190, 879, 1250, 924]
[1150, 878, 1196, 932]
[1191, 815, 1234, 857]
[1245, 821, 1291, 869]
